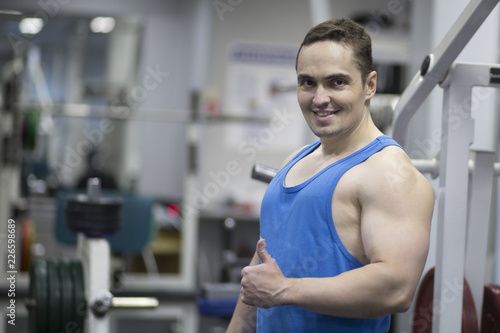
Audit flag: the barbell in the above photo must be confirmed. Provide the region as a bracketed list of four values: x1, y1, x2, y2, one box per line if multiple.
[26, 178, 158, 333]
[27, 258, 159, 333]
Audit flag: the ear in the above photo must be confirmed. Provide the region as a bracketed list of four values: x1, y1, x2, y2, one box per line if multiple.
[365, 71, 377, 100]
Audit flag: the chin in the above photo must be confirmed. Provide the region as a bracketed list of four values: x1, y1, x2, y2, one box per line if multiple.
[311, 127, 343, 138]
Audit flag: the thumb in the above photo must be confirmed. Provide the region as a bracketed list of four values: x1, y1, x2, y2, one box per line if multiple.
[257, 238, 272, 263]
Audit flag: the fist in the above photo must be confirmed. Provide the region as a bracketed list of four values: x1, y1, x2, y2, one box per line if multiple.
[240, 239, 289, 308]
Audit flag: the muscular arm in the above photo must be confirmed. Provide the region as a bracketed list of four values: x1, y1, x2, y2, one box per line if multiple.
[241, 149, 435, 319]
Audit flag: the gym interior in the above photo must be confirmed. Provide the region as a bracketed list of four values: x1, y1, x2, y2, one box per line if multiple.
[1, 0, 500, 332]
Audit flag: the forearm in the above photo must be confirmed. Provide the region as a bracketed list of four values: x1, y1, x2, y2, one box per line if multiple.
[227, 251, 260, 332]
[284, 262, 414, 319]
[226, 294, 257, 333]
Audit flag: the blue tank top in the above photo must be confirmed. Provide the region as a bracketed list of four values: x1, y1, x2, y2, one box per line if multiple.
[257, 135, 402, 333]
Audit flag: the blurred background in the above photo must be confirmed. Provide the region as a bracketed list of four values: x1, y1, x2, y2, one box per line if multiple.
[0, 0, 499, 332]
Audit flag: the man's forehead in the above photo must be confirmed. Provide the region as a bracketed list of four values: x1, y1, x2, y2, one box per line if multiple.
[300, 40, 353, 56]
[298, 41, 354, 64]
[296, 41, 358, 76]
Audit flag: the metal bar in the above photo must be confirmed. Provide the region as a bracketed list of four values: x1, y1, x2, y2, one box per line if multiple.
[251, 163, 278, 183]
[111, 297, 159, 308]
[392, 0, 500, 146]
[411, 158, 439, 177]
[465, 151, 496, 327]
[412, 158, 500, 177]
[432, 83, 474, 333]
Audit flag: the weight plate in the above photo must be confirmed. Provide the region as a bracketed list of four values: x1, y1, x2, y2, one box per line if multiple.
[28, 259, 48, 333]
[58, 260, 74, 331]
[66, 197, 122, 235]
[20, 219, 34, 272]
[462, 281, 478, 333]
[70, 260, 86, 331]
[481, 284, 500, 333]
[47, 259, 61, 333]
[22, 111, 39, 150]
[412, 267, 478, 333]
[66, 196, 122, 213]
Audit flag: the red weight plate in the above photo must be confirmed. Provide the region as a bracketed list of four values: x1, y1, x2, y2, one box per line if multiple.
[20, 219, 34, 271]
[481, 284, 500, 333]
[463, 278, 479, 333]
[412, 267, 478, 333]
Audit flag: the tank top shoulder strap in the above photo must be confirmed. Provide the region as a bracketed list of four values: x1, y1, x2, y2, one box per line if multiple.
[278, 141, 321, 174]
[376, 135, 404, 150]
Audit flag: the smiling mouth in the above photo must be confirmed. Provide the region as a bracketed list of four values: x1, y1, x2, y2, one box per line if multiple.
[313, 110, 339, 117]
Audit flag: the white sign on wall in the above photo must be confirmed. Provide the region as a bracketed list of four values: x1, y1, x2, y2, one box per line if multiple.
[224, 42, 305, 151]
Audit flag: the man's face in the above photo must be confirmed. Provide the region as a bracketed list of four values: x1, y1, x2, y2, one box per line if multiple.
[296, 41, 376, 139]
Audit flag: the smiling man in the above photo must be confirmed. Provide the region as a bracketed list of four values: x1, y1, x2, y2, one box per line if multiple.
[226, 18, 435, 333]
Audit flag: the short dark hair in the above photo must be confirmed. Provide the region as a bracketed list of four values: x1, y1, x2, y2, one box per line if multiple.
[296, 18, 374, 83]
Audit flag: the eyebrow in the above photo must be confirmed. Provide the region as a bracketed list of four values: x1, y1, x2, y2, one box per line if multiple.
[297, 73, 353, 82]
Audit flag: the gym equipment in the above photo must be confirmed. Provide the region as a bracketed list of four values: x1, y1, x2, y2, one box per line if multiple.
[251, 163, 278, 183]
[27, 178, 159, 333]
[27, 259, 86, 333]
[392, 0, 500, 147]
[399, 63, 500, 333]
[20, 218, 35, 271]
[481, 284, 500, 332]
[65, 185, 122, 236]
[412, 268, 478, 333]
[55, 189, 155, 255]
[391, 0, 500, 331]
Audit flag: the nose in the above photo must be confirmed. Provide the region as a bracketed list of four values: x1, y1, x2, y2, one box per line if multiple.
[312, 85, 330, 107]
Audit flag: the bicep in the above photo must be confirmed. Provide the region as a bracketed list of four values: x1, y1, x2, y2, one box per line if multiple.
[360, 169, 434, 281]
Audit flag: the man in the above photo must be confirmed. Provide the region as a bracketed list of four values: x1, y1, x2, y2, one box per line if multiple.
[227, 18, 434, 332]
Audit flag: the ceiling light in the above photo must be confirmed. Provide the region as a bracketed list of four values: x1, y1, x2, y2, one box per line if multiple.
[0, 10, 22, 15]
[19, 17, 44, 35]
[90, 17, 115, 33]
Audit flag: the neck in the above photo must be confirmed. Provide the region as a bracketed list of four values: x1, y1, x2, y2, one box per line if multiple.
[317, 114, 382, 158]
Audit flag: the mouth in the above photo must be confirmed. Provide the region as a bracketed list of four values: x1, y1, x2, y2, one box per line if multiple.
[312, 110, 340, 119]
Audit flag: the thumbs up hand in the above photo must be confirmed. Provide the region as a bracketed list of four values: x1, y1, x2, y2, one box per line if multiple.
[240, 239, 290, 308]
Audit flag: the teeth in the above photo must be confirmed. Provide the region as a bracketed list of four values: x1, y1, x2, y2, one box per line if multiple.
[316, 112, 332, 116]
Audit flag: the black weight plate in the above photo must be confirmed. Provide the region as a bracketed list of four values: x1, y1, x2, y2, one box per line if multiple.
[28, 259, 48, 333]
[47, 259, 61, 332]
[58, 260, 74, 331]
[70, 260, 86, 331]
[66, 198, 122, 234]
[66, 203, 122, 215]
[66, 196, 122, 212]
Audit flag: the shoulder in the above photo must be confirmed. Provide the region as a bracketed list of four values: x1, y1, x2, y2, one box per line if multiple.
[280, 144, 312, 168]
[356, 145, 434, 205]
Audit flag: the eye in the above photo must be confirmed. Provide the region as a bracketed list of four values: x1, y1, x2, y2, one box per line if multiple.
[302, 80, 314, 88]
[298, 77, 315, 88]
[332, 79, 346, 87]
[304, 80, 315, 87]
